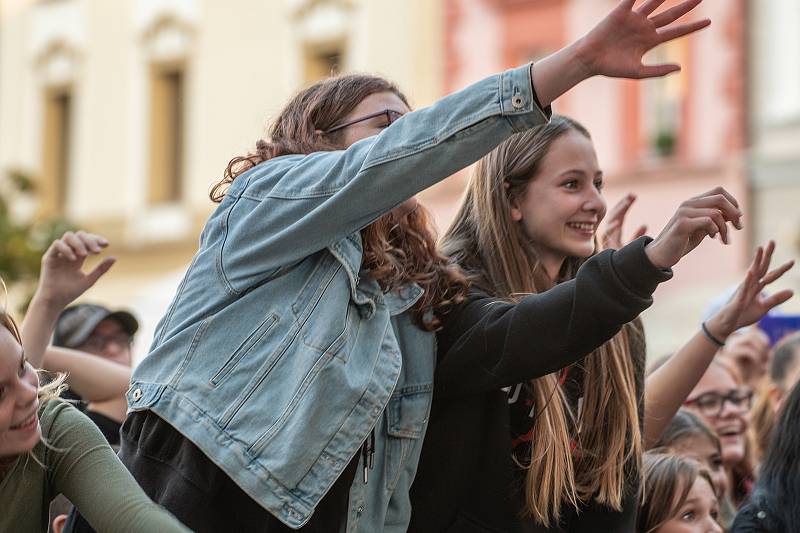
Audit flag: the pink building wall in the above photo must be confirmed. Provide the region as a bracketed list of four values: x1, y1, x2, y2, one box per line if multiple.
[424, 0, 749, 295]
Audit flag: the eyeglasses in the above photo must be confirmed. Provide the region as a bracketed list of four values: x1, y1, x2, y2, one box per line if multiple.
[324, 109, 404, 134]
[684, 389, 753, 418]
[80, 331, 133, 352]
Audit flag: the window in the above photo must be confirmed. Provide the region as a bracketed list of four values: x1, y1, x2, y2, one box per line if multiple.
[148, 63, 185, 204]
[40, 87, 72, 215]
[641, 41, 687, 158]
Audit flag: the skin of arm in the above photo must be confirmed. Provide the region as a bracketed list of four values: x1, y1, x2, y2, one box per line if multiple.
[43, 346, 132, 402]
[644, 242, 793, 448]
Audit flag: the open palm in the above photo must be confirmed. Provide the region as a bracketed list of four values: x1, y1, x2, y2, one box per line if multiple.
[708, 241, 794, 338]
[581, 0, 710, 79]
[38, 231, 115, 308]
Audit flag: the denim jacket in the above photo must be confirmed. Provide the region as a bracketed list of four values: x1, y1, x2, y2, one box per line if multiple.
[127, 63, 549, 530]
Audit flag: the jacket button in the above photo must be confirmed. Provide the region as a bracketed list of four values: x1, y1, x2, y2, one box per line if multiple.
[131, 388, 143, 401]
[511, 94, 524, 109]
[356, 505, 364, 514]
[757, 510, 766, 519]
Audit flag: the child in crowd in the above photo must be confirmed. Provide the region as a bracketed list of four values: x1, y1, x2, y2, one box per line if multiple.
[684, 359, 756, 506]
[0, 232, 189, 533]
[638, 453, 722, 533]
[655, 409, 735, 528]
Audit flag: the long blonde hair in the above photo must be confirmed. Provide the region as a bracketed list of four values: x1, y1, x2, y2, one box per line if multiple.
[441, 116, 643, 526]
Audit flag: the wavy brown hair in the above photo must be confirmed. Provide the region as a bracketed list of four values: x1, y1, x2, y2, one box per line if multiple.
[441, 116, 643, 526]
[210, 74, 467, 329]
[638, 453, 718, 533]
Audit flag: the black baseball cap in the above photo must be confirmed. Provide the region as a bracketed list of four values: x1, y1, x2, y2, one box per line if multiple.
[52, 303, 139, 349]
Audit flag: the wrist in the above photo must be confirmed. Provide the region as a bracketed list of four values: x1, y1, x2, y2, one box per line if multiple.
[570, 36, 596, 80]
[705, 315, 735, 341]
[644, 242, 669, 270]
[29, 289, 69, 315]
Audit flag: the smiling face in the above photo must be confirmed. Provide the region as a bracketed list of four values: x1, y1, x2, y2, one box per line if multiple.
[686, 364, 750, 467]
[655, 477, 722, 533]
[0, 326, 41, 457]
[510, 129, 606, 279]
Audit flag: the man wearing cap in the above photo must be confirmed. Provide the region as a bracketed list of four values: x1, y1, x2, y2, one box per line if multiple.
[52, 303, 138, 446]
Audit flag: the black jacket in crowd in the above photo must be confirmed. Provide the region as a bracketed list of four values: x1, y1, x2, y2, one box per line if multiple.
[408, 237, 673, 533]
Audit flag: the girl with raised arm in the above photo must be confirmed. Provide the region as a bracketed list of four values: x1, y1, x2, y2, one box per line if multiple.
[409, 114, 791, 532]
[70, 2, 713, 531]
[0, 232, 189, 533]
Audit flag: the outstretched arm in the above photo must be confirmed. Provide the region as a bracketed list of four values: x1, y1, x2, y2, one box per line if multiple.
[21, 231, 114, 367]
[531, 0, 711, 106]
[644, 241, 794, 448]
[43, 346, 132, 401]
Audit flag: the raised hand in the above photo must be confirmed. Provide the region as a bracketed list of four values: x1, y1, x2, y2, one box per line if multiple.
[577, 0, 711, 79]
[602, 193, 648, 250]
[36, 231, 115, 309]
[644, 186, 742, 269]
[705, 241, 795, 339]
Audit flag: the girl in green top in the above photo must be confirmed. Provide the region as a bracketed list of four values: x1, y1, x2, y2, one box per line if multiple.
[0, 231, 190, 533]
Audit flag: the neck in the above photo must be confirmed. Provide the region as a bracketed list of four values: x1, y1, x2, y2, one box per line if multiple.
[536, 251, 566, 282]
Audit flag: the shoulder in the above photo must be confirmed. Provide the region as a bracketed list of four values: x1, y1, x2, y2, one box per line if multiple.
[39, 398, 101, 451]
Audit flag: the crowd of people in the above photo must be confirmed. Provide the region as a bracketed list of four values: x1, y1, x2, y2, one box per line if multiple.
[1, 1, 799, 532]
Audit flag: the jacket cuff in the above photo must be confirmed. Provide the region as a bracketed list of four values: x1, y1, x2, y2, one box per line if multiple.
[612, 236, 673, 298]
[501, 63, 551, 132]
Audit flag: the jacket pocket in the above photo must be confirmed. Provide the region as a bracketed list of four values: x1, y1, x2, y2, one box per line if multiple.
[384, 384, 432, 490]
[208, 312, 280, 386]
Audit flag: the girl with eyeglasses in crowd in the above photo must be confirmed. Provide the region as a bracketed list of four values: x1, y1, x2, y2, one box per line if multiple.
[66, 2, 727, 532]
[684, 359, 757, 508]
[0, 232, 190, 533]
[407, 110, 791, 531]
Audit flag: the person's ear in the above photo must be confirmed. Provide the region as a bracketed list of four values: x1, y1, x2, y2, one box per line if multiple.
[509, 196, 524, 222]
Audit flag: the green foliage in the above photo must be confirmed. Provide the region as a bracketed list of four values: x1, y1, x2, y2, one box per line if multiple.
[0, 169, 73, 310]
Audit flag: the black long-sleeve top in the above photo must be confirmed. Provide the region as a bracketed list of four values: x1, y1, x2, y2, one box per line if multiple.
[408, 237, 672, 533]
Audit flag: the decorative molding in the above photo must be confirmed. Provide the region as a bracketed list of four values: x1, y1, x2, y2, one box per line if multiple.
[35, 39, 81, 87]
[141, 14, 195, 63]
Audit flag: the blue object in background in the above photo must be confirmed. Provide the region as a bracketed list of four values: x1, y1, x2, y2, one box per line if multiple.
[758, 314, 800, 346]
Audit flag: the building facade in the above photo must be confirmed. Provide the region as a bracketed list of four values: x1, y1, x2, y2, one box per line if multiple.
[0, 0, 444, 360]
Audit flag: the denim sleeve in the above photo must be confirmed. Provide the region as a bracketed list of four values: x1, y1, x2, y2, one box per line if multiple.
[216, 64, 549, 294]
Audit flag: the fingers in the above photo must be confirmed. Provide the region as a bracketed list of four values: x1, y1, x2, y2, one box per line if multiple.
[636, 0, 667, 16]
[62, 231, 90, 259]
[684, 192, 742, 229]
[650, 0, 703, 28]
[681, 207, 730, 244]
[636, 63, 681, 79]
[53, 231, 109, 261]
[761, 289, 795, 312]
[632, 224, 648, 240]
[682, 214, 719, 240]
[86, 257, 117, 286]
[607, 193, 637, 223]
[759, 260, 795, 287]
[657, 18, 711, 43]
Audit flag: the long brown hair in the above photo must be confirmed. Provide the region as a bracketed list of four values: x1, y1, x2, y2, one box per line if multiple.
[211, 74, 466, 329]
[751, 332, 800, 460]
[441, 116, 643, 526]
[638, 453, 717, 533]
